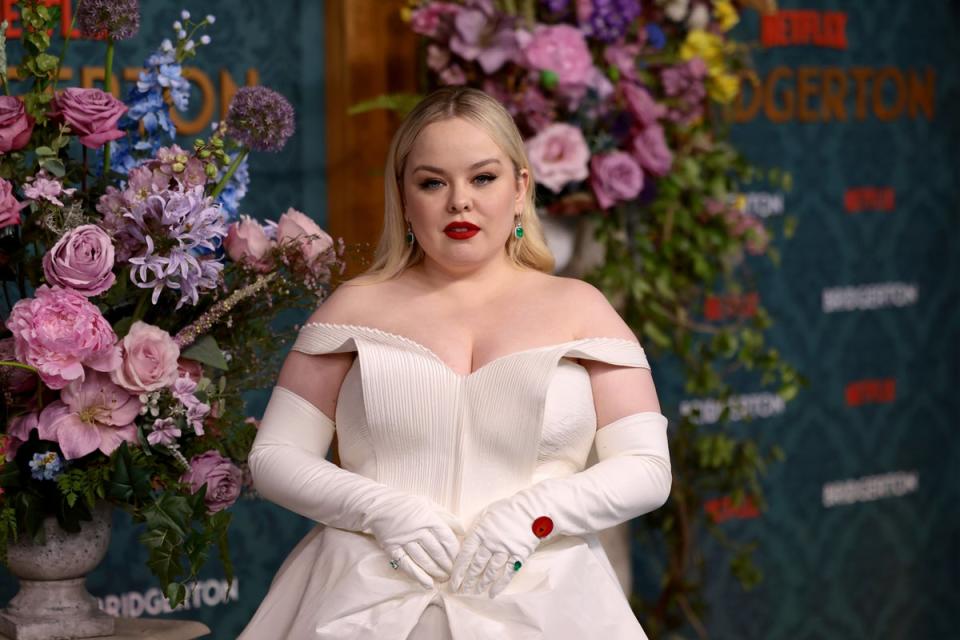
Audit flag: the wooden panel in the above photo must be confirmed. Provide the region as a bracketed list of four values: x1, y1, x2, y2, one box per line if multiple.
[325, 0, 419, 276]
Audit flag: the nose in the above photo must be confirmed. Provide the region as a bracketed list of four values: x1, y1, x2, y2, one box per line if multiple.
[447, 186, 471, 213]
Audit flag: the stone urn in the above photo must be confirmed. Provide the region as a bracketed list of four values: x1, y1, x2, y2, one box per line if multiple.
[0, 503, 115, 640]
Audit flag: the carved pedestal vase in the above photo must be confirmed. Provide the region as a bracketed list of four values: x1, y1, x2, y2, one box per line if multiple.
[0, 503, 115, 640]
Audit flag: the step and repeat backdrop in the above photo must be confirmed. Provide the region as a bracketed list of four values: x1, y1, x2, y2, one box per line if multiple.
[693, 2, 959, 639]
[1, 2, 957, 639]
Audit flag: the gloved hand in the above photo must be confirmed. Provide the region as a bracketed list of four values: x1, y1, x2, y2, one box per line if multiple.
[450, 411, 671, 598]
[249, 385, 462, 589]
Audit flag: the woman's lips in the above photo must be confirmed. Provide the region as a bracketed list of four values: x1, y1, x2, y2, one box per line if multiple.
[444, 222, 479, 240]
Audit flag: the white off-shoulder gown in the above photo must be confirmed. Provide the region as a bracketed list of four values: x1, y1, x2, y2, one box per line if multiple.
[239, 323, 653, 640]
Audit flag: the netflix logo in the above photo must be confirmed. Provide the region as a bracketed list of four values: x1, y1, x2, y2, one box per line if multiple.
[845, 378, 896, 407]
[704, 495, 760, 523]
[704, 292, 758, 322]
[761, 10, 848, 49]
[844, 187, 895, 213]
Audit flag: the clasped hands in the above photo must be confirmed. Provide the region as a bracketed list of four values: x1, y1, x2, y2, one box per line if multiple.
[374, 491, 539, 599]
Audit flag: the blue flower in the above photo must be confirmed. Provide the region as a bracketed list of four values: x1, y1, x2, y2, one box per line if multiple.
[29, 451, 64, 481]
[645, 24, 666, 51]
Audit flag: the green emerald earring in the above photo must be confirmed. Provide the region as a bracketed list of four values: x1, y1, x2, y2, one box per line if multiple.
[406, 221, 415, 245]
[514, 216, 524, 239]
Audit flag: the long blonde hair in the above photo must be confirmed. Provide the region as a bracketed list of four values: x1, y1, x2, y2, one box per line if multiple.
[352, 87, 554, 284]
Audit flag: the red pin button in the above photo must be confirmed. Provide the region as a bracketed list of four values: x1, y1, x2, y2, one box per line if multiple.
[532, 516, 554, 538]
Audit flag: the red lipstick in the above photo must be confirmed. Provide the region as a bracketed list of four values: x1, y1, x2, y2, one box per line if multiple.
[444, 221, 480, 240]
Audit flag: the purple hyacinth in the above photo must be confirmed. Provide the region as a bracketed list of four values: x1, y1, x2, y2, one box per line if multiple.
[582, 0, 642, 43]
[77, 0, 141, 40]
[225, 86, 296, 153]
[125, 186, 228, 309]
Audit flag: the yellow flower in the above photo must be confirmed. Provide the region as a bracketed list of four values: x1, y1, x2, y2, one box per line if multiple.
[713, 0, 739, 32]
[709, 73, 740, 103]
[680, 30, 724, 67]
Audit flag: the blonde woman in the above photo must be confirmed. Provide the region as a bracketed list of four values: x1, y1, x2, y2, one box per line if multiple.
[239, 87, 671, 639]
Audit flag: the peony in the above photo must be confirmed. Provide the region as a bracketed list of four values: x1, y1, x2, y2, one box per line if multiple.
[50, 87, 128, 149]
[633, 125, 674, 177]
[5, 285, 121, 390]
[36, 370, 141, 460]
[42, 224, 117, 297]
[277, 208, 334, 266]
[525, 123, 590, 193]
[0, 96, 35, 153]
[0, 177, 26, 229]
[590, 152, 644, 210]
[111, 321, 181, 393]
[224, 215, 275, 272]
[622, 83, 667, 127]
[181, 450, 242, 513]
[522, 24, 594, 86]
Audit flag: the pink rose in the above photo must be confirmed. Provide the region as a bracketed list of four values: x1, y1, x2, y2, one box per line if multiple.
[525, 123, 591, 193]
[36, 370, 140, 460]
[277, 208, 334, 266]
[0, 178, 26, 229]
[181, 450, 242, 513]
[523, 24, 594, 86]
[224, 215, 275, 272]
[632, 125, 673, 177]
[110, 321, 181, 393]
[5, 285, 121, 390]
[622, 83, 667, 127]
[0, 337, 37, 394]
[42, 224, 116, 297]
[0, 96, 35, 153]
[50, 87, 128, 149]
[590, 152, 644, 210]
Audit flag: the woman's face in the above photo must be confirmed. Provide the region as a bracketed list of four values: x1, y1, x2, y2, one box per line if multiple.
[401, 117, 528, 271]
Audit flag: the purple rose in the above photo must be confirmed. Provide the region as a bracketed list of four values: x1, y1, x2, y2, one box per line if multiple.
[622, 82, 667, 127]
[110, 321, 181, 393]
[0, 178, 26, 230]
[181, 450, 243, 513]
[0, 96, 35, 153]
[590, 152, 644, 210]
[522, 24, 594, 86]
[42, 224, 117, 297]
[5, 285, 121, 390]
[633, 125, 673, 177]
[525, 123, 590, 193]
[50, 88, 128, 149]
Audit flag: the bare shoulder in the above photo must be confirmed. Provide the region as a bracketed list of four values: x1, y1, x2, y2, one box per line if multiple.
[305, 278, 389, 326]
[546, 276, 638, 342]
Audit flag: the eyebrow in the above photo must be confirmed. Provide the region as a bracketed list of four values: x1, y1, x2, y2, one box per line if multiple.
[412, 158, 502, 174]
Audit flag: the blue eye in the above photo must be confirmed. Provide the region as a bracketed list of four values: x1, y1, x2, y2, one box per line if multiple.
[419, 178, 443, 190]
[474, 173, 497, 185]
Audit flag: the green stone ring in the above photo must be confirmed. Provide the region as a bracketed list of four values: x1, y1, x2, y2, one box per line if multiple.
[512, 560, 522, 572]
[389, 559, 400, 570]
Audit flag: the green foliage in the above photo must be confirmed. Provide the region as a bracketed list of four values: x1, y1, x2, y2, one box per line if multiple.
[587, 122, 802, 636]
[56, 465, 111, 509]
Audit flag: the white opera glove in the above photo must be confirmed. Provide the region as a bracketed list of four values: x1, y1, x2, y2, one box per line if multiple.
[249, 386, 462, 590]
[450, 411, 671, 598]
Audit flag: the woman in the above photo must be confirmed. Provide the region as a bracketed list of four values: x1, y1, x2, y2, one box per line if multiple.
[239, 87, 671, 639]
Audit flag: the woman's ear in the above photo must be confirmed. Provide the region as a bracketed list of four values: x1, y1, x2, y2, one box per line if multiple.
[515, 168, 530, 208]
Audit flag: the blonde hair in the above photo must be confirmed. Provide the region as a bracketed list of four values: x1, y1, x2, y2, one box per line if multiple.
[352, 87, 554, 284]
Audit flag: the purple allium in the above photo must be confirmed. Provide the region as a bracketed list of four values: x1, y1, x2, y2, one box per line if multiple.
[582, 0, 642, 43]
[77, 0, 141, 41]
[225, 86, 295, 153]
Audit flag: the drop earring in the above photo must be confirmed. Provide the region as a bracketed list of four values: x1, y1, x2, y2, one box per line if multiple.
[514, 215, 524, 239]
[406, 221, 415, 245]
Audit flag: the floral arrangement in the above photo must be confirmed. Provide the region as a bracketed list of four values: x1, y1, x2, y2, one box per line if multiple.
[0, 2, 341, 605]
[369, 0, 800, 634]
